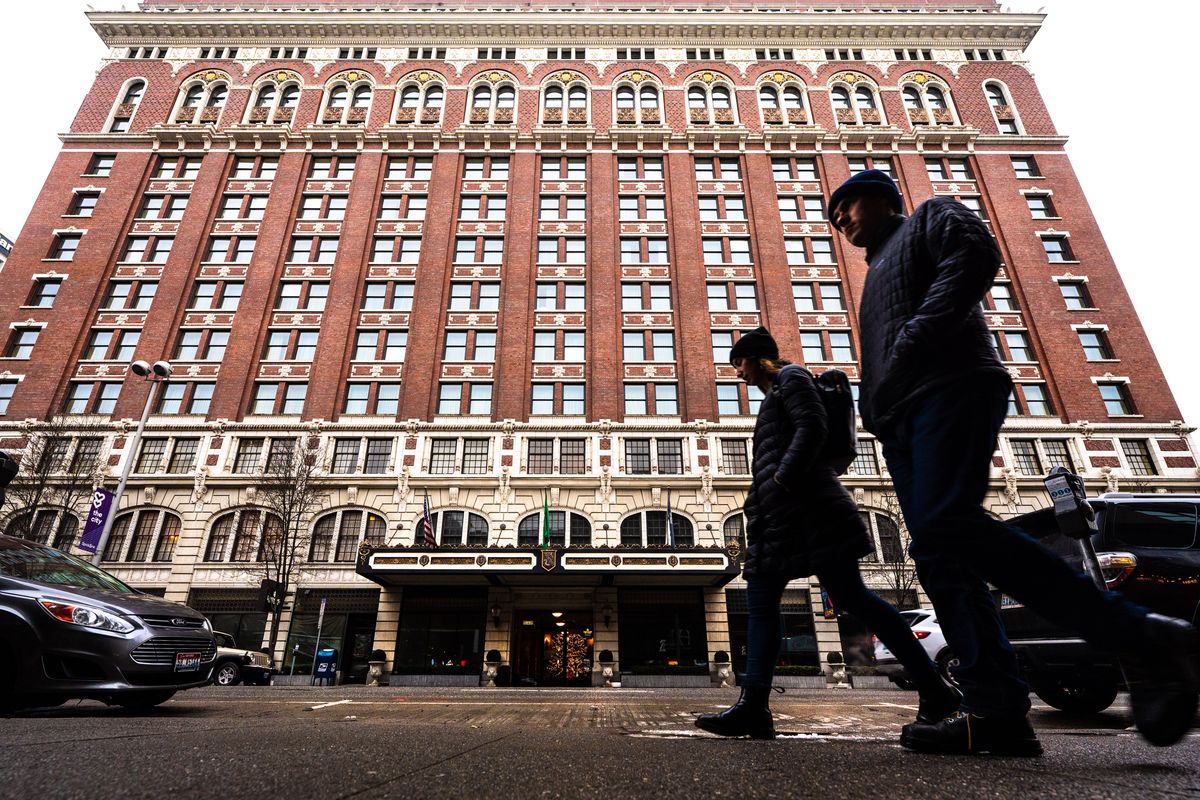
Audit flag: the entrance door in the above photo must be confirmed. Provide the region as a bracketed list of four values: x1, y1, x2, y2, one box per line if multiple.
[509, 610, 594, 687]
[340, 613, 377, 684]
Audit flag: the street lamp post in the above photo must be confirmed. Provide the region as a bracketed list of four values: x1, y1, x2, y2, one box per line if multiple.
[90, 360, 172, 566]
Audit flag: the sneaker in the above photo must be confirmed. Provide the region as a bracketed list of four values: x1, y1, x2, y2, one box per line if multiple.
[915, 677, 962, 725]
[900, 712, 1043, 757]
[1128, 614, 1200, 747]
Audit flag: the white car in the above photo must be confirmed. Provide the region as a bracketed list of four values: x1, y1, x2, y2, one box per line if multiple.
[872, 608, 957, 690]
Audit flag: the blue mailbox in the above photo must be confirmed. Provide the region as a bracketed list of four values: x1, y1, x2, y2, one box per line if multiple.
[312, 648, 338, 685]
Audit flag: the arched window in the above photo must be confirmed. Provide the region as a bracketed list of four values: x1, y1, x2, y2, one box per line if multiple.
[723, 513, 746, 552]
[517, 510, 591, 547]
[394, 78, 445, 125]
[110, 79, 146, 133]
[619, 510, 695, 547]
[901, 78, 957, 127]
[101, 509, 182, 563]
[859, 509, 906, 564]
[414, 510, 489, 546]
[614, 77, 662, 125]
[831, 77, 883, 126]
[541, 78, 589, 125]
[468, 78, 518, 124]
[758, 78, 808, 126]
[686, 79, 736, 125]
[984, 81, 1021, 135]
[6, 509, 79, 552]
[175, 77, 229, 125]
[248, 79, 301, 125]
[203, 509, 282, 563]
[309, 509, 388, 562]
[322, 77, 373, 125]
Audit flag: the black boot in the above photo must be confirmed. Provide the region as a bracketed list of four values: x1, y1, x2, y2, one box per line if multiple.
[695, 685, 775, 739]
[900, 712, 1042, 757]
[1127, 613, 1200, 747]
[915, 676, 962, 725]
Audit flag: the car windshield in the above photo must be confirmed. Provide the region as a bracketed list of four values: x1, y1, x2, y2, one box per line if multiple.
[215, 632, 236, 647]
[0, 538, 134, 593]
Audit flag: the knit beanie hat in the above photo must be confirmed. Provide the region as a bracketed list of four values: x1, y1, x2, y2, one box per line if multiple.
[828, 169, 903, 229]
[729, 327, 779, 364]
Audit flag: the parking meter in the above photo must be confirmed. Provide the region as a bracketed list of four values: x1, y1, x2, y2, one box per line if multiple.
[1043, 466, 1105, 591]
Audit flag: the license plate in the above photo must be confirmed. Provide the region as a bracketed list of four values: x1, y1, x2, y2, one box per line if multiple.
[999, 595, 1024, 610]
[175, 651, 202, 672]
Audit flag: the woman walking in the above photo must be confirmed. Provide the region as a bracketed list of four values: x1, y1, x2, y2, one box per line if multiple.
[696, 327, 960, 739]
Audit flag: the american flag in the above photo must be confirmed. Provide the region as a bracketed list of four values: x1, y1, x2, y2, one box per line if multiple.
[421, 495, 436, 548]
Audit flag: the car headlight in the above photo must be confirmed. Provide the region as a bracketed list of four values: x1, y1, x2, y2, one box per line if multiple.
[38, 599, 136, 635]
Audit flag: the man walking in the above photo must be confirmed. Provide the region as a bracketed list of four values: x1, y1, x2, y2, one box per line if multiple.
[829, 169, 1199, 755]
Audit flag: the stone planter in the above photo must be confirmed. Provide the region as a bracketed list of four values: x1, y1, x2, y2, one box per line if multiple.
[367, 660, 387, 687]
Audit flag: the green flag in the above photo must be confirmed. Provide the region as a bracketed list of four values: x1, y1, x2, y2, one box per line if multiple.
[541, 493, 551, 550]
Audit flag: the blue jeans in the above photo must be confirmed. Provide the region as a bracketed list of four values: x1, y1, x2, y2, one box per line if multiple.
[743, 560, 941, 691]
[878, 373, 1148, 716]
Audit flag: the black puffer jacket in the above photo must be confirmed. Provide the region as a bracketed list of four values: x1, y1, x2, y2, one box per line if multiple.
[743, 365, 873, 580]
[858, 196, 1011, 434]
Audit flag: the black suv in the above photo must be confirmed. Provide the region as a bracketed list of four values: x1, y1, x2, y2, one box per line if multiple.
[999, 492, 1200, 714]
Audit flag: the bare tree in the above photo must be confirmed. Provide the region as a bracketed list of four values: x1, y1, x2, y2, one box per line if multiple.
[247, 435, 330, 658]
[2, 416, 109, 550]
[876, 484, 920, 610]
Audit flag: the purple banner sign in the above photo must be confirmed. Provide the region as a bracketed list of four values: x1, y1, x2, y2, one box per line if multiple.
[78, 488, 115, 555]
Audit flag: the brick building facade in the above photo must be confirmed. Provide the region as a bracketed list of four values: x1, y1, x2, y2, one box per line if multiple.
[0, 0, 1195, 685]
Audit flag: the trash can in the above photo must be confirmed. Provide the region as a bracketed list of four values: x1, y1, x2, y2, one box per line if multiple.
[312, 648, 338, 686]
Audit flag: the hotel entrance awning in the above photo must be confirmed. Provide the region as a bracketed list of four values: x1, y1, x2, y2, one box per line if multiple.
[356, 545, 741, 587]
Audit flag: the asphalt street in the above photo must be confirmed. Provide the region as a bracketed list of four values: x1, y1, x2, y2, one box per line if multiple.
[2, 686, 1198, 800]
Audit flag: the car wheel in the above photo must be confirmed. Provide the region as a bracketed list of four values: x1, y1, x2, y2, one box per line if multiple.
[936, 649, 960, 688]
[1032, 676, 1119, 715]
[113, 690, 176, 710]
[215, 662, 242, 686]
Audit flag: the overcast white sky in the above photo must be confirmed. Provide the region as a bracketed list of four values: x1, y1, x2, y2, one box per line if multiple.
[0, 2, 1196, 436]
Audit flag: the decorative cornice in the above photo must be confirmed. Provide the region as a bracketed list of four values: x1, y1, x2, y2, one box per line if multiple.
[87, 10, 1045, 48]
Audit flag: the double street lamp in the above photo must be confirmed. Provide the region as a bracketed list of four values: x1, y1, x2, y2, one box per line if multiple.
[90, 360, 172, 566]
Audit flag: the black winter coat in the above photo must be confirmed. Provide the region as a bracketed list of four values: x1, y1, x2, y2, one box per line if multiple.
[742, 365, 873, 580]
[857, 196, 1011, 434]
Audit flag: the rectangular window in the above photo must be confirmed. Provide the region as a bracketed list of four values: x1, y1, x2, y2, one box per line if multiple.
[800, 332, 824, 362]
[1011, 156, 1040, 178]
[462, 439, 491, 474]
[1021, 383, 1053, 417]
[86, 153, 115, 177]
[1078, 329, 1113, 361]
[625, 439, 651, 474]
[6, 328, 40, 359]
[1004, 332, 1034, 362]
[135, 438, 168, 473]
[560, 439, 585, 474]
[720, 439, 749, 474]
[0, 380, 15, 414]
[68, 192, 100, 217]
[987, 283, 1015, 312]
[1121, 440, 1157, 476]
[234, 438, 264, 472]
[1042, 440, 1074, 472]
[1041, 236, 1073, 263]
[623, 383, 647, 415]
[1099, 382, 1135, 416]
[1026, 195, 1055, 219]
[1058, 280, 1092, 310]
[852, 440, 879, 475]
[331, 439, 361, 474]
[1011, 439, 1042, 475]
[429, 439, 457, 474]
[657, 439, 683, 475]
[167, 438, 199, 473]
[27, 278, 63, 308]
[49, 234, 81, 261]
[528, 439, 554, 474]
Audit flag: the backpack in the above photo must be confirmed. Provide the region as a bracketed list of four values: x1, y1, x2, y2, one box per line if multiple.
[813, 368, 858, 475]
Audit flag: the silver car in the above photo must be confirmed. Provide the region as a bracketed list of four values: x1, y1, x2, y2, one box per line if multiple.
[0, 535, 216, 711]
